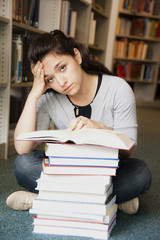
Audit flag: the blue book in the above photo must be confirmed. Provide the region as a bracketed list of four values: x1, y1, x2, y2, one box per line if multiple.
[33, 0, 40, 28]
[29, 0, 37, 26]
[48, 155, 119, 168]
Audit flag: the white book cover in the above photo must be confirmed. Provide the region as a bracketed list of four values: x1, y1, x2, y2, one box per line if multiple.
[33, 212, 117, 232]
[39, 171, 112, 185]
[46, 142, 118, 159]
[35, 204, 118, 225]
[30, 203, 117, 223]
[31, 195, 116, 216]
[37, 185, 113, 204]
[36, 178, 113, 194]
[32, 221, 115, 239]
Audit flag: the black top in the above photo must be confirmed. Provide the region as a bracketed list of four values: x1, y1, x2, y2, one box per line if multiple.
[67, 75, 102, 118]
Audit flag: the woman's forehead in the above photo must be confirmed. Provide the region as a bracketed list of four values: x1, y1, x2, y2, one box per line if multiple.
[42, 53, 71, 64]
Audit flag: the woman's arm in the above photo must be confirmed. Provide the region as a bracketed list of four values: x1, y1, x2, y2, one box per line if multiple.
[14, 93, 39, 154]
[14, 62, 49, 154]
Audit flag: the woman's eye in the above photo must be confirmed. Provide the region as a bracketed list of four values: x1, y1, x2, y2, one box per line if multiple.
[47, 77, 54, 83]
[60, 65, 66, 72]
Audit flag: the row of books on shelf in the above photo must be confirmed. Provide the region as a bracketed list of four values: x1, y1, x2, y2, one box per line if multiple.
[60, 0, 96, 44]
[117, 17, 160, 38]
[60, 0, 77, 38]
[119, 0, 156, 15]
[17, 128, 135, 238]
[13, 0, 40, 27]
[13, 0, 61, 32]
[11, 35, 33, 83]
[115, 62, 155, 82]
[115, 39, 148, 59]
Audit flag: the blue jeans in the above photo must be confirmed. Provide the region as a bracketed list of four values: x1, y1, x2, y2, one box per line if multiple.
[14, 150, 152, 204]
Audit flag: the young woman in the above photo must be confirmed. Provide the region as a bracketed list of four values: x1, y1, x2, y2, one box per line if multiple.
[6, 30, 151, 213]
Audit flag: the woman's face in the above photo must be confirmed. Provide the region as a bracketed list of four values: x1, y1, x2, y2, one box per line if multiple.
[42, 49, 83, 96]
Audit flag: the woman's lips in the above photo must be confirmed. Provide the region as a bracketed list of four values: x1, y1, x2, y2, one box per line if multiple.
[64, 83, 73, 92]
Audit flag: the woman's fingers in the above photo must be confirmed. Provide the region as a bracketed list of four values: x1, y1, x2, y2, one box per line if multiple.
[68, 116, 87, 130]
[31, 61, 43, 79]
[68, 117, 107, 131]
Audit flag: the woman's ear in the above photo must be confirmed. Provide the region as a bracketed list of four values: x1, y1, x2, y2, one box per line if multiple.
[74, 48, 82, 65]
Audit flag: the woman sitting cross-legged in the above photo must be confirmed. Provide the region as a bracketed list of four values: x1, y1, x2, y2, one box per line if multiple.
[6, 30, 152, 214]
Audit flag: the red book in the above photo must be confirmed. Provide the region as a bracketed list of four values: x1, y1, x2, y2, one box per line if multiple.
[42, 158, 117, 176]
[117, 63, 126, 78]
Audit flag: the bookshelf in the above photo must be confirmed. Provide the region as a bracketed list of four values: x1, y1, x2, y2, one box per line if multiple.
[110, 0, 160, 103]
[0, 0, 112, 159]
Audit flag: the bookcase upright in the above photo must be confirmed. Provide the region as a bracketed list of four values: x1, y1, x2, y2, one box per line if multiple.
[0, 0, 12, 159]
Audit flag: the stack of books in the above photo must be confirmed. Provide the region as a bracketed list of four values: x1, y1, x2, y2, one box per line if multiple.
[17, 128, 134, 239]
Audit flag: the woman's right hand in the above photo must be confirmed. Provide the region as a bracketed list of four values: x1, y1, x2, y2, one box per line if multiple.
[30, 61, 50, 99]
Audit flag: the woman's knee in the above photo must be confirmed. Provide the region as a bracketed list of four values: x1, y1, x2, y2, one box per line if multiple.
[126, 158, 152, 194]
[138, 160, 152, 194]
[14, 150, 45, 180]
[113, 158, 152, 203]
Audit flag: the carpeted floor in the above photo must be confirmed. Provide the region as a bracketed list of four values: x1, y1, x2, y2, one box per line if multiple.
[0, 107, 160, 240]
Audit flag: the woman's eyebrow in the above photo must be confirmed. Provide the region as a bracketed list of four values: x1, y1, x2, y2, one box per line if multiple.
[54, 61, 63, 69]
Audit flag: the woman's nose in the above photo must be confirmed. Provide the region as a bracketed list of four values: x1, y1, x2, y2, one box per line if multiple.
[57, 76, 67, 86]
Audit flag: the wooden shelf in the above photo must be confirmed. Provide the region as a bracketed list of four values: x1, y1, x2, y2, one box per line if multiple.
[126, 79, 156, 84]
[116, 34, 160, 42]
[0, 83, 7, 87]
[136, 99, 160, 107]
[113, 57, 158, 63]
[0, 16, 10, 23]
[13, 21, 46, 34]
[11, 82, 33, 88]
[119, 10, 160, 20]
[88, 44, 105, 51]
[92, 6, 109, 18]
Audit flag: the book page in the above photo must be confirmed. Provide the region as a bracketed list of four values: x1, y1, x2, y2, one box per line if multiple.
[16, 128, 134, 150]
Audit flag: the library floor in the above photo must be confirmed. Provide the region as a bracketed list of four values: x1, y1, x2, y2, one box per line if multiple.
[0, 106, 160, 240]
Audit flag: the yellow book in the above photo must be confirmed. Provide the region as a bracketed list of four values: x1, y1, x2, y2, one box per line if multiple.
[116, 17, 121, 35]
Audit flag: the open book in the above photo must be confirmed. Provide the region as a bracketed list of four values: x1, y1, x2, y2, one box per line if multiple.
[16, 128, 135, 150]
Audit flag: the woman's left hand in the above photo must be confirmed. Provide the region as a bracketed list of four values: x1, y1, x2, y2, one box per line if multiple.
[68, 116, 109, 131]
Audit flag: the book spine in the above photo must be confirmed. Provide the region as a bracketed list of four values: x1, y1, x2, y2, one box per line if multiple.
[32, 0, 40, 28]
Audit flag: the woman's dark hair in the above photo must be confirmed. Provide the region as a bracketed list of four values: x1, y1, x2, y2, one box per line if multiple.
[28, 29, 115, 76]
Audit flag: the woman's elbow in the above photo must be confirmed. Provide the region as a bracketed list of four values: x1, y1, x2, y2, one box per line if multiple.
[14, 141, 38, 155]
